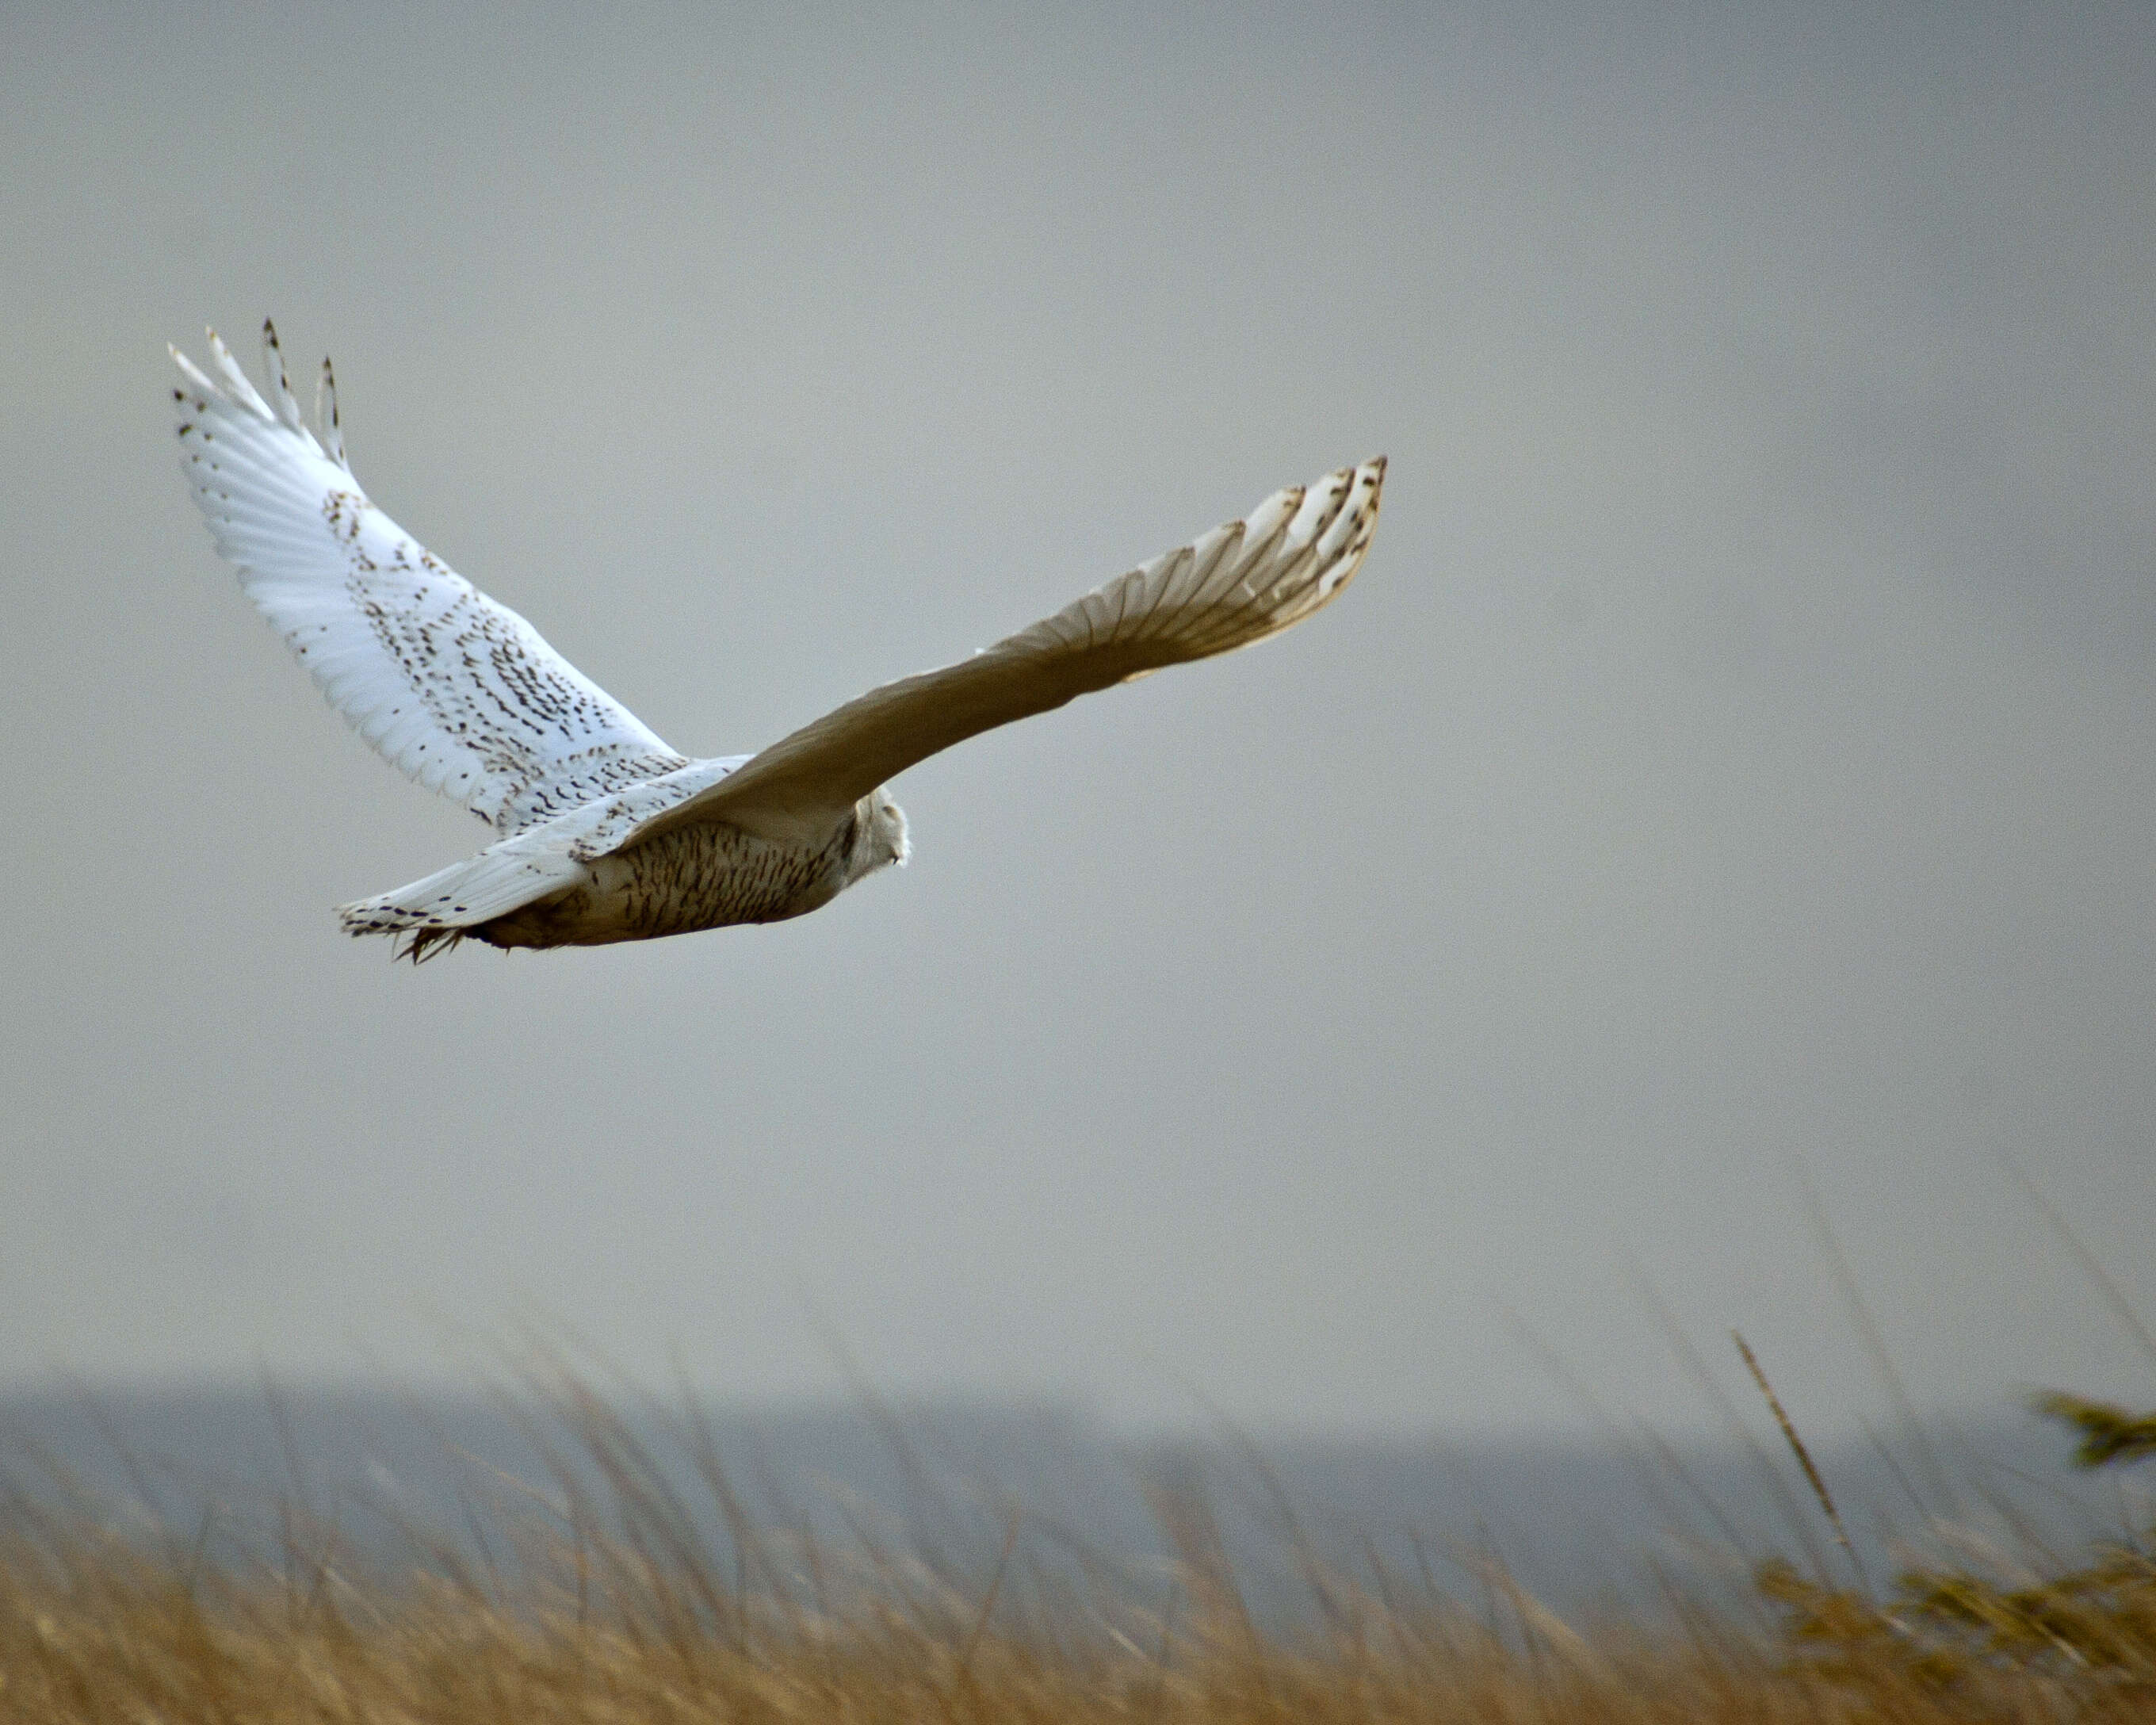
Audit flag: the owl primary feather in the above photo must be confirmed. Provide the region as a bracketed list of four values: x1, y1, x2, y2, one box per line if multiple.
[173, 321, 1385, 959]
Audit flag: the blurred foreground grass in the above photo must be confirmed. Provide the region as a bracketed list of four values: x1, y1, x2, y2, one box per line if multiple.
[4, 1378, 2156, 1723]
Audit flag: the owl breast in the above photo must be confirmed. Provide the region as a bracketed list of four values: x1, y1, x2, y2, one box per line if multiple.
[476, 817, 856, 949]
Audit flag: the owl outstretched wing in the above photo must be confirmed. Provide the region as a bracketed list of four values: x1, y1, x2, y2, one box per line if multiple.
[173, 323, 689, 836]
[608, 457, 1385, 852]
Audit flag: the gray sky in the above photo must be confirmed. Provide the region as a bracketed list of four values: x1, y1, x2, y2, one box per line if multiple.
[4, 2, 2154, 1440]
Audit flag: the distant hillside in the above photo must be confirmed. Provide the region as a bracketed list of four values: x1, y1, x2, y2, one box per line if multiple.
[0, 1382, 2121, 1621]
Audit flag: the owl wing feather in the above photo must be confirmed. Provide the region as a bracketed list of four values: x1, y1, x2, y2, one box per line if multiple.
[173, 322, 688, 836]
[610, 457, 1385, 852]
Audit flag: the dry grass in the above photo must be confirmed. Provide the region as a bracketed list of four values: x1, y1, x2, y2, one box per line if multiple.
[6, 1378, 2156, 1723]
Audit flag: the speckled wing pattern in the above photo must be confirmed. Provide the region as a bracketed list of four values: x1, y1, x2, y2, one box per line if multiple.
[607, 457, 1387, 851]
[173, 323, 689, 836]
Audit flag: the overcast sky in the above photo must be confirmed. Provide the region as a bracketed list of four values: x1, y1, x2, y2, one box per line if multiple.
[3, 2, 2154, 1440]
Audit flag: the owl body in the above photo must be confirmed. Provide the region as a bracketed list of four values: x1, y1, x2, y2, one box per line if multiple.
[172, 321, 1380, 962]
[479, 794, 909, 950]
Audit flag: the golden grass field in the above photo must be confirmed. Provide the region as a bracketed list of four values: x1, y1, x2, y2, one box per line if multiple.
[5, 1367, 2156, 1723]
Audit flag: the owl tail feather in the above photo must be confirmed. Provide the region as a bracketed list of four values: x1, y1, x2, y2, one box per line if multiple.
[337, 846, 590, 961]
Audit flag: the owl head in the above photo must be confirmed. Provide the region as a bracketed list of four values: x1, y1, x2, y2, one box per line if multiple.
[849, 790, 911, 881]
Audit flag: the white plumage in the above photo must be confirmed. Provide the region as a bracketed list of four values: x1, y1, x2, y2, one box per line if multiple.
[174, 322, 1386, 958]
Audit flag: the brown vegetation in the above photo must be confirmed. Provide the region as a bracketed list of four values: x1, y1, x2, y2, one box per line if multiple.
[3, 1383, 2155, 1723]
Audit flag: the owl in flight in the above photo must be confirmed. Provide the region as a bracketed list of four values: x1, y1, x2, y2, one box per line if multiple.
[174, 323, 1386, 960]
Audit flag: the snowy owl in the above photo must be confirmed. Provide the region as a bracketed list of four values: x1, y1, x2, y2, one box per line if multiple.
[173, 322, 1386, 959]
